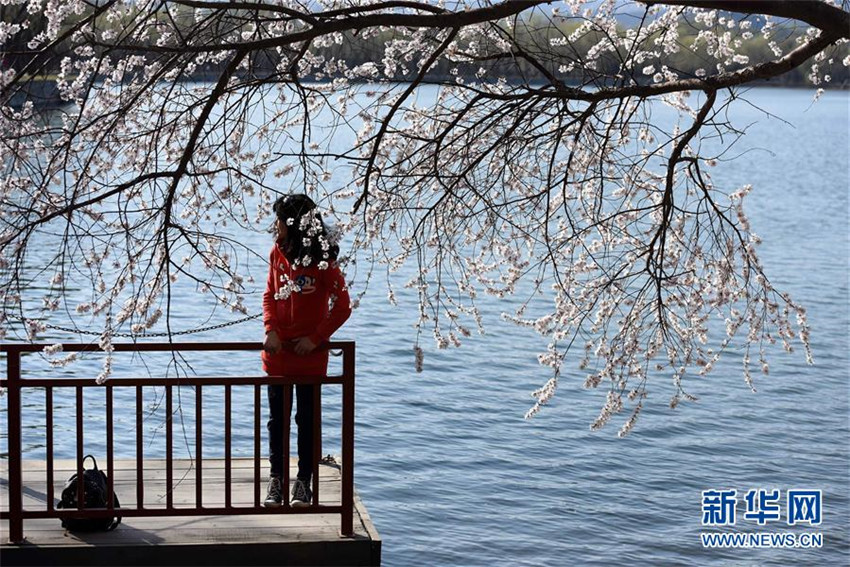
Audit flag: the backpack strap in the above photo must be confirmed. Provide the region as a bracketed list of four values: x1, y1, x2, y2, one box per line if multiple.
[82, 454, 99, 470]
[106, 492, 122, 531]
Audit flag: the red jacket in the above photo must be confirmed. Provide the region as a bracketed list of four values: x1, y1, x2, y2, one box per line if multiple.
[261, 243, 351, 376]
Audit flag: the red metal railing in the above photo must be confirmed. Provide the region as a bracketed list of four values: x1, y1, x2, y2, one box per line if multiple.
[0, 341, 356, 543]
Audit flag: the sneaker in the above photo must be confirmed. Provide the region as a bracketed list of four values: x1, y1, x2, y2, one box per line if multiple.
[291, 478, 313, 507]
[264, 476, 282, 507]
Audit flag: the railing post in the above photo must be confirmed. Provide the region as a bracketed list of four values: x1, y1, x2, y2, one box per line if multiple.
[225, 384, 232, 509]
[7, 348, 24, 543]
[166, 383, 173, 509]
[46, 387, 54, 511]
[312, 381, 322, 505]
[197, 385, 204, 508]
[75, 386, 84, 510]
[136, 385, 144, 509]
[282, 384, 291, 508]
[106, 385, 115, 509]
[341, 343, 355, 536]
[253, 384, 260, 507]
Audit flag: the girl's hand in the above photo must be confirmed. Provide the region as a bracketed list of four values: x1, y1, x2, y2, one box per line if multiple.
[293, 336, 317, 355]
[264, 330, 282, 354]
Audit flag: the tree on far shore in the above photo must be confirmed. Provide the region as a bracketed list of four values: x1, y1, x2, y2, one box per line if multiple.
[1, 0, 848, 434]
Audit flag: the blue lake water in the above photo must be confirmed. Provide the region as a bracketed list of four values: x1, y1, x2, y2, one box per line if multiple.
[2, 87, 849, 565]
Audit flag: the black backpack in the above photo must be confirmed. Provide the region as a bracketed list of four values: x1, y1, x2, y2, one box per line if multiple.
[57, 455, 121, 531]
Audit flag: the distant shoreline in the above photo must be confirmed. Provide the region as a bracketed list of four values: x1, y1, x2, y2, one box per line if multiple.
[8, 75, 848, 110]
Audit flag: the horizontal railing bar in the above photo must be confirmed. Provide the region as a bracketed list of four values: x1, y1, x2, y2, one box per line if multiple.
[0, 375, 346, 388]
[2, 506, 345, 519]
[0, 341, 354, 354]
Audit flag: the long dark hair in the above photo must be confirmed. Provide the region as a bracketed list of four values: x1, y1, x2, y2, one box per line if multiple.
[272, 194, 339, 266]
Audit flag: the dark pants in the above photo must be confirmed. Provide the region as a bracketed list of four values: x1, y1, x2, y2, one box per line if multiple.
[267, 384, 314, 482]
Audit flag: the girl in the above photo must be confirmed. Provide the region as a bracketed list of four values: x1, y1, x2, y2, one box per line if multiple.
[262, 194, 351, 507]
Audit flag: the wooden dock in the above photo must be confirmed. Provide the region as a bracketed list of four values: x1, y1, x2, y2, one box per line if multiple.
[0, 458, 381, 566]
